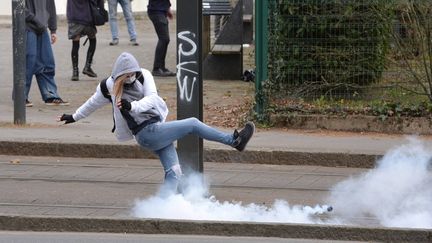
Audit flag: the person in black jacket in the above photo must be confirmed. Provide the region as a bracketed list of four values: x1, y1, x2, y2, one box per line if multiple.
[147, 0, 175, 77]
[23, 0, 69, 106]
[67, 0, 104, 81]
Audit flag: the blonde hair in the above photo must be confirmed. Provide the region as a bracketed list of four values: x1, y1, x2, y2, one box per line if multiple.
[113, 74, 129, 103]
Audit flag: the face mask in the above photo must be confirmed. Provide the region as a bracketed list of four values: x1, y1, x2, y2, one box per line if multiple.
[124, 74, 136, 84]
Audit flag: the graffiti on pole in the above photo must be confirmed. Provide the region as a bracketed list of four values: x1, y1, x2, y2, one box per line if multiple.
[177, 31, 198, 103]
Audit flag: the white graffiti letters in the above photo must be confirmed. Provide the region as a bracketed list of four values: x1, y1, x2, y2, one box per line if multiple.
[177, 31, 198, 102]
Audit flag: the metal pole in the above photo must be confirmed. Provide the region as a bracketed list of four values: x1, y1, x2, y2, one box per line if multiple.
[255, 0, 268, 120]
[176, 0, 203, 173]
[12, 0, 26, 125]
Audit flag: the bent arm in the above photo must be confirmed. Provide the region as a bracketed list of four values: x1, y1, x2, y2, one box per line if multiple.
[73, 85, 111, 121]
[130, 70, 159, 113]
[130, 94, 162, 113]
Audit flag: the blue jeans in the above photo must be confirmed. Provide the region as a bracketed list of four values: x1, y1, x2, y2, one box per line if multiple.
[26, 30, 60, 101]
[135, 117, 234, 172]
[108, 0, 137, 41]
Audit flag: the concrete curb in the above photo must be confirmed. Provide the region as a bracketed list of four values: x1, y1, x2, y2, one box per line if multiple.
[272, 114, 432, 135]
[0, 141, 380, 168]
[0, 215, 430, 242]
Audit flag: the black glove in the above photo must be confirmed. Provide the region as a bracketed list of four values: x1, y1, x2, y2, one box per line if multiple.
[60, 114, 75, 124]
[120, 99, 131, 111]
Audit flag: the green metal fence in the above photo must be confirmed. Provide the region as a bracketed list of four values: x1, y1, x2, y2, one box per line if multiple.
[262, 0, 432, 118]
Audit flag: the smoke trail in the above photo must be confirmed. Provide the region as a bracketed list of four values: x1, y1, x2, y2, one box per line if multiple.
[133, 138, 431, 228]
[132, 173, 334, 224]
[328, 137, 432, 229]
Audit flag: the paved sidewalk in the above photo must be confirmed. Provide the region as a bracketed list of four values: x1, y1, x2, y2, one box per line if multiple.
[1, 120, 432, 170]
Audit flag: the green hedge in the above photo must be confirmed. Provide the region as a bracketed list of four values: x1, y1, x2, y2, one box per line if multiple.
[267, 0, 393, 98]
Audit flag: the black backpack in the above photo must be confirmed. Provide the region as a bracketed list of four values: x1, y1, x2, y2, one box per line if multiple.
[89, 0, 108, 26]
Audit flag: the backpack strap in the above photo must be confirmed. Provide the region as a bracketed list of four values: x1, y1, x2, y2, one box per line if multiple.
[99, 77, 115, 133]
[137, 71, 144, 85]
[99, 77, 112, 103]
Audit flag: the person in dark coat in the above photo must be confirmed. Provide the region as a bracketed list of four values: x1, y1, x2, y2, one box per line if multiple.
[147, 0, 175, 77]
[67, 0, 104, 81]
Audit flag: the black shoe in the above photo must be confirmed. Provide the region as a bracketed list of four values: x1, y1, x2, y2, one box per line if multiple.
[162, 68, 176, 76]
[151, 68, 164, 76]
[71, 67, 79, 81]
[44, 98, 70, 106]
[152, 68, 176, 77]
[232, 121, 255, 152]
[83, 65, 97, 78]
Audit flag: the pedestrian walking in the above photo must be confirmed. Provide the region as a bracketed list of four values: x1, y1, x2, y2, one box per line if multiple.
[107, 0, 139, 46]
[24, 0, 69, 106]
[67, 0, 103, 81]
[147, 0, 176, 77]
[58, 52, 255, 193]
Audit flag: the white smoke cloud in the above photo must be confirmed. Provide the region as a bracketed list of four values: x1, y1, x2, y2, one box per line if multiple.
[328, 137, 432, 229]
[133, 138, 432, 229]
[132, 173, 334, 224]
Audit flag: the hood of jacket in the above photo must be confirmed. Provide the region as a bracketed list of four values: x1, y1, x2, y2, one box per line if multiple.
[111, 52, 142, 81]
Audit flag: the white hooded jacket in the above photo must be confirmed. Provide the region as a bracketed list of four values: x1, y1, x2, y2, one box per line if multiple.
[71, 52, 168, 142]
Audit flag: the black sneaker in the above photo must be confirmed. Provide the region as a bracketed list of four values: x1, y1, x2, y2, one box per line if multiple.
[232, 121, 255, 151]
[152, 68, 176, 77]
[83, 65, 97, 78]
[45, 98, 70, 106]
[151, 68, 164, 76]
[162, 68, 176, 76]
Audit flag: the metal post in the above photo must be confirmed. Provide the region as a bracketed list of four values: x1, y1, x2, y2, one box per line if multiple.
[176, 0, 203, 173]
[255, 0, 268, 120]
[12, 0, 26, 125]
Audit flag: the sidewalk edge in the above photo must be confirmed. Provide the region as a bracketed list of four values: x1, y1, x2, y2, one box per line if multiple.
[0, 215, 430, 242]
[0, 141, 380, 168]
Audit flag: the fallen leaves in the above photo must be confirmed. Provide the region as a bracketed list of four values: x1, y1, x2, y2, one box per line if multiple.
[10, 159, 20, 164]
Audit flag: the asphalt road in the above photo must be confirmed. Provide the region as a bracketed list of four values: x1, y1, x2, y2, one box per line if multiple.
[0, 155, 365, 219]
